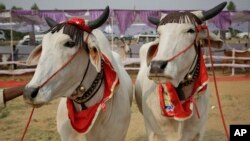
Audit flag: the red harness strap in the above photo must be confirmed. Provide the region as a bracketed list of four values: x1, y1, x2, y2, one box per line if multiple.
[38, 34, 90, 88]
[166, 33, 198, 62]
[39, 17, 92, 88]
[165, 25, 208, 62]
[39, 48, 81, 88]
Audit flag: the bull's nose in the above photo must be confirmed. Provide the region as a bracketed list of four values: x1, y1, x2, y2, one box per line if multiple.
[24, 87, 40, 100]
[150, 60, 168, 74]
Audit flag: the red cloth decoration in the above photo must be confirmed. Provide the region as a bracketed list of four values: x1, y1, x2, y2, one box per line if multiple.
[66, 18, 92, 33]
[158, 50, 208, 120]
[67, 54, 119, 133]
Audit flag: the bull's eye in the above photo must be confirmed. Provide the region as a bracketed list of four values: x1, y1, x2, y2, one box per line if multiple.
[187, 29, 195, 33]
[92, 47, 98, 53]
[64, 41, 76, 48]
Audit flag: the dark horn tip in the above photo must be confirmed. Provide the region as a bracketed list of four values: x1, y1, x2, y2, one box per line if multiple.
[201, 1, 227, 21]
[45, 17, 58, 27]
[216, 1, 228, 10]
[148, 16, 160, 26]
[88, 6, 110, 29]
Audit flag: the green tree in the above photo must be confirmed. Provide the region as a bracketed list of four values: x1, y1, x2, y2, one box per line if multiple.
[226, 1, 237, 38]
[31, 3, 39, 10]
[227, 1, 236, 11]
[30, 3, 39, 45]
[0, 2, 6, 10]
[11, 6, 23, 10]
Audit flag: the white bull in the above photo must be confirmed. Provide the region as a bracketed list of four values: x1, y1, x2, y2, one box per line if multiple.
[23, 6, 133, 141]
[135, 2, 227, 141]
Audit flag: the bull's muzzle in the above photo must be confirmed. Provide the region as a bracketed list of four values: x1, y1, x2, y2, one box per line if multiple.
[23, 86, 40, 102]
[150, 60, 168, 74]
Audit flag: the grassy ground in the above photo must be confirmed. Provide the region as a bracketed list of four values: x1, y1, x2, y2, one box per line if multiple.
[0, 71, 250, 141]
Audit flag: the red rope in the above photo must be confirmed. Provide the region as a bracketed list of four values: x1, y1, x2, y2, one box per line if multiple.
[18, 48, 80, 140]
[204, 25, 230, 141]
[167, 33, 198, 62]
[20, 107, 35, 141]
[192, 98, 200, 119]
[39, 34, 90, 88]
[39, 48, 81, 88]
[19, 34, 91, 141]
[19, 46, 80, 141]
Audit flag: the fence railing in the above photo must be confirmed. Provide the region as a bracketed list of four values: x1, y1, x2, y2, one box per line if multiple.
[123, 49, 250, 76]
[1, 49, 250, 76]
[0, 61, 36, 75]
[203, 48, 250, 75]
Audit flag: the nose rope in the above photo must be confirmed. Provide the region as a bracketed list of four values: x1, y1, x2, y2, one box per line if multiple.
[20, 107, 35, 141]
[189, 24, 229, 141]
[202, 25, 230, 141]
[38, 48, 81, 88]
[20, 34, 91, 141]
[165, 25, 211, 62]
[38, 34, 90, 88]
[166, 33, 198, 62]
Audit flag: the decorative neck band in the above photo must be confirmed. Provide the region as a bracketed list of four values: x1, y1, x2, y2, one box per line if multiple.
[71, 59, 104, 104]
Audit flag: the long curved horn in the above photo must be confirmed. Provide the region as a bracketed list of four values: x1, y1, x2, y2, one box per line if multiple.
[201, 1, 227, 21]
[148, 16, 160, 26]
[88, 6, 110, 29]
[45, 17, 58, 27]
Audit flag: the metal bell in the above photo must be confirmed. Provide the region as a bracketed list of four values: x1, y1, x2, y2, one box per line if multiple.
[187, 74, 193, 80]
[79, 86, 85, 92]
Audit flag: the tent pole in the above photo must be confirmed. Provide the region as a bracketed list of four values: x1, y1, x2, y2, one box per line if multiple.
[111, 16, 114, 51]
[10, 9, 14, 70]
[248, 21, 249, 48]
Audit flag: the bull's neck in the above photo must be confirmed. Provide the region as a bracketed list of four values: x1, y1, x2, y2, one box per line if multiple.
[162, 82, 195, 101]
[73, 84, 105, 112]
[181, 83, 195, 99]
[73, 61, 105, 112]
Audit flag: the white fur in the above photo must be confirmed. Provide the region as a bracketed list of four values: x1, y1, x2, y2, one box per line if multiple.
[135, 18, 223, 141]
[25, 29, 133, 141]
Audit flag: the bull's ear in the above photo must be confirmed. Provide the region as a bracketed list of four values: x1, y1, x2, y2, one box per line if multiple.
[89, 46, 102, 72]
[146, 44, 158, 66]
[26, 44, 42, 65]
[199, 31, 223, 49]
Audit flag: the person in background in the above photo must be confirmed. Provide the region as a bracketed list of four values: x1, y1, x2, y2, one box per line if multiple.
[12, 45, 19, 69]
[120, 37, 131, 60]
[244, 43, 248, 49]
[0, 85, 25, 110]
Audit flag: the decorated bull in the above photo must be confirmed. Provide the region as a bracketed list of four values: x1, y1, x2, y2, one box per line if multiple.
[23, 6, 133, 141]
[135, 2, 226, 141]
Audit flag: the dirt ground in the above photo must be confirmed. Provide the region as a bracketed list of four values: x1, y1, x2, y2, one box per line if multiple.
[0, 72, 250, 141]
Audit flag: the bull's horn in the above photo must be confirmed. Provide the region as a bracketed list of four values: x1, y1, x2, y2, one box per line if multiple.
[88, 6, 110, 29]
[148, 16, 160, 26]
[201, 1, 227, 21]
[45, 17, 58, 27]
